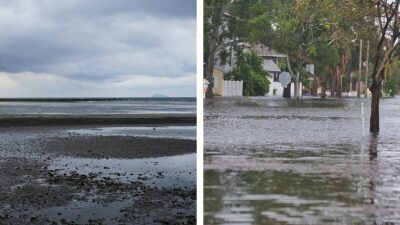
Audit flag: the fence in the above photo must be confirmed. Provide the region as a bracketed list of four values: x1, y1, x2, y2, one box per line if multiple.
[221, 80, 243, 96]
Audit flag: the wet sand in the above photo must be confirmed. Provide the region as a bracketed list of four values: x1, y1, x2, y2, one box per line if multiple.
[0, 117, 196, 225]
[0, 113, 195, 126]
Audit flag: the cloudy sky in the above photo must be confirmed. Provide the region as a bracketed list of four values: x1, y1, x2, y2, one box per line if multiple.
[0, 0, 196, 97]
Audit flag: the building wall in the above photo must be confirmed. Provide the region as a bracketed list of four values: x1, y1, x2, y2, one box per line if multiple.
[221, 80, 243, 96]
[267, 77, 285, 97]
[290, 82, 303, 98]
[212, 67, 224, 96]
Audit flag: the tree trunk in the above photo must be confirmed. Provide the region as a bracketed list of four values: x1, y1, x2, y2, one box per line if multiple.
[335, 53, 350, 98]
[357, 39, 363, 98]
[321, 83, 326, 99]
[285, 56, 295, 98]
[367, 0, 400, 133]
[205, 55, 215, 98]
[204, 0, 222, 98]
[336, 70, 342, 98]
[293, 52, 303, 100]
[370, 68, 384, 132]
[335, 65, 342, 98]
[311, 76, 318, 96]
[294, 70, 300, 100]
[331, 73, 337, 97]
[320, 78, 327, 99]
[370, 86, 380, 133]
[349, 74, 353, 92]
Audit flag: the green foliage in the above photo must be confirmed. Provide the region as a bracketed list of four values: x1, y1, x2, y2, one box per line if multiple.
[384, 75, 399, 97]
[203, 0, 275, 84]
[270, 0, 376, 88]
[311, 43, 339, 81]
[226, 52, 271, 96]
[204, 0, 383, 98]
[300, 69, 312, 90]
[277, 60, 287, 71]
[218, 49, 229, 65]
[203, 0, 231, 65]
[384, 60, 400, 97]
[246, 13, 273, 43]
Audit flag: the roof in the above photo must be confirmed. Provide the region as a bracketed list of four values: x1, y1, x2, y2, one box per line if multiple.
[215, 57, 234, 73]
[251, 44, 287, 58]
[263, 59, 281, 72]
[214, 65, 226, 72]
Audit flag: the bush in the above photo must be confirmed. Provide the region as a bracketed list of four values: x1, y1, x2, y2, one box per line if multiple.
[384, 74, 399, 97]
[226, 51, 270, 96]
[384, 60, 400, 97]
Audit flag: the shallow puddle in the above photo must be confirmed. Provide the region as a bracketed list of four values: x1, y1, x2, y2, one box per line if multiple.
[67, 125, 196, 140]
[41, 197, 130, 224]
[49, 153, 196, 188]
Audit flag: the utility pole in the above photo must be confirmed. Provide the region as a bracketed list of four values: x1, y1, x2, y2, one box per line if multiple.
[357, 39, 363, 98]
[364, 40, 369, 98]
[350, 73, 352, 92]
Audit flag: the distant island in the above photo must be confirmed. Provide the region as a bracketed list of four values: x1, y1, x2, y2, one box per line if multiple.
[152, 94, 169, 98]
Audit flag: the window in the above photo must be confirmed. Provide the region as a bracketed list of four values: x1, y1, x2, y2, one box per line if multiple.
[273, 73, 279, 82]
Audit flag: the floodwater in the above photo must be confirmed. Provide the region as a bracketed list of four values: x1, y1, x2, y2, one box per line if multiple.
[204, 96, 400, 225]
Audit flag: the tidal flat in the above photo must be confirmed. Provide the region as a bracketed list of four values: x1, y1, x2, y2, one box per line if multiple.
[0, 119, 196, 224]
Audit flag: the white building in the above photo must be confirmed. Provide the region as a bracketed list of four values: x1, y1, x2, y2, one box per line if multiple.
[247, 44, 301, 97]
[214, 42, 302, 98]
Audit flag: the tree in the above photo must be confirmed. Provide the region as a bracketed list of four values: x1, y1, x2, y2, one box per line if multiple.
[327, 1, 361, 98]
[272, 0, 340, 100]
[383, 59, 400, 96]
[226, 51, 270, 96]
[369, 0, 400, 133]
[203, 0, 273, 98]
[310, 42, 339, 99]
[204, 0, 240, 98]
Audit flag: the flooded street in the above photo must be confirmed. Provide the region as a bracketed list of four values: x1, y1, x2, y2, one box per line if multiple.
[204, 96, 400, 224]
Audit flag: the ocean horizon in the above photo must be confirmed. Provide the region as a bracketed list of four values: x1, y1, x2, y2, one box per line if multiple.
[0, 97, 195, 102]
[0, 97, 196, 115]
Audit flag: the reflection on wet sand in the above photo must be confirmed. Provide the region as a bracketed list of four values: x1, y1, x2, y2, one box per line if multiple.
[0, 124, 196, 224]
[205, 97, 400, 225]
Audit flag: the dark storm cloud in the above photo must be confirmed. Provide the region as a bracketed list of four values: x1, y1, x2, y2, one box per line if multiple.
[32, 0, 196, 19]
[0, 0, 196, 97]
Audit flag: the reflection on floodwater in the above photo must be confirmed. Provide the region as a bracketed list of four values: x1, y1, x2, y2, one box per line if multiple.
[204, 97, 400, 224]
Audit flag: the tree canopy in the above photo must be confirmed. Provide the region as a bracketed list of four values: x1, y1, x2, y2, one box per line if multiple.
[204, 0, 400, 99]
[226, 51, 271, 96]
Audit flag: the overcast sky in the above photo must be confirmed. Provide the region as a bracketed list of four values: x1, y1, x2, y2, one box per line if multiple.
[0, 0, 196, 97]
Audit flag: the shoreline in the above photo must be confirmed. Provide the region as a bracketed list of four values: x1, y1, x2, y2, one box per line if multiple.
[0, 113, 196, 126]
[0, 97, 196, 102]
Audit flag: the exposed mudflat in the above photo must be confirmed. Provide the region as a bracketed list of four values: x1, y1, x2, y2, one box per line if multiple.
[0, 114, 196, 126]
[36, 136, 196, 159]
[0, 124, 196, 225]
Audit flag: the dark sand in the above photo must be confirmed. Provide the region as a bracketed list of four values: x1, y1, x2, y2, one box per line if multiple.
[0, 117, 196, 225]
[0, 113, 195, 126]
[36, 136, 195, 159]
